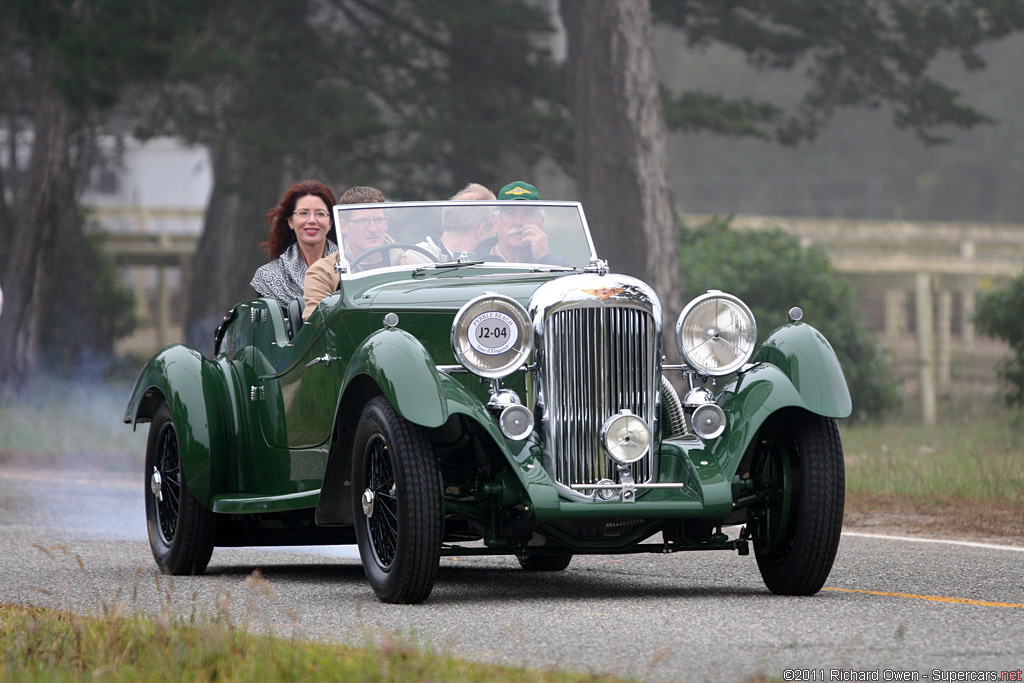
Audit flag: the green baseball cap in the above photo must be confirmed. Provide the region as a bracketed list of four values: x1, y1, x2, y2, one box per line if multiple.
[496, 181, 540, 201]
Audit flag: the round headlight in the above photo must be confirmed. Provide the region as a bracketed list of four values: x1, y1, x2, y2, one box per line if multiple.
[675, 291, 756, 376]
[600, 410, 651, 464]
[452, 294, 533, 378]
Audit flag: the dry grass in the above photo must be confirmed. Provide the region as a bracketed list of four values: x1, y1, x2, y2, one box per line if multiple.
[0, 601, 635, 683]
[840, 407, 1024, 545]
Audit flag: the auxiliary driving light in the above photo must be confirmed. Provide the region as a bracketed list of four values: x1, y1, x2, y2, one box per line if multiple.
[691, 403, 726, 440]
[499, 404, 534, 440]
[600, 410, 651, 464]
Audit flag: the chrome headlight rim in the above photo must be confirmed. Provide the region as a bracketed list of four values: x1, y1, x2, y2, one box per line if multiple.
[451, 294, 533, 379]
[675, 290, 757, 377]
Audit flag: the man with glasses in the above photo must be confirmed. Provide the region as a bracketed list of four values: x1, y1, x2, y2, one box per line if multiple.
[303, 186, 417, 320]
[340, 208, 391, 267]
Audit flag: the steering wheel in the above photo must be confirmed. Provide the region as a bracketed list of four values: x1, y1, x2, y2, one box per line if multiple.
[349, 242, 440, 269]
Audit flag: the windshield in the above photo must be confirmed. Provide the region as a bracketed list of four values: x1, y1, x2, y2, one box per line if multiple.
[331, 201, 596, 277]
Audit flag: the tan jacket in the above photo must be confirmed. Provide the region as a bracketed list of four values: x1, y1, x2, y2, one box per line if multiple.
[302, 253, 341, 320]
[302, 246, 420, 320]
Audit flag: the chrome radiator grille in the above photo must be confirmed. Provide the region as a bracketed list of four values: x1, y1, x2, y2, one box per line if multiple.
[540, 304, 659, 493]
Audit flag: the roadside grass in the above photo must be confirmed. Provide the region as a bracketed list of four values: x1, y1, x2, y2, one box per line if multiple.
[0, 602, 635, 683]
[840, 406, 1024, 539]
[841, 407, 1024, 505]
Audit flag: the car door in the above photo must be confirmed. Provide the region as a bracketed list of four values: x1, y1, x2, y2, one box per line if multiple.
[246, 299, 339, 493]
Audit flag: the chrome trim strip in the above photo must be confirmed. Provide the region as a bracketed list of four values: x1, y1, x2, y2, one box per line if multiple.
[570, 482, 693, 490]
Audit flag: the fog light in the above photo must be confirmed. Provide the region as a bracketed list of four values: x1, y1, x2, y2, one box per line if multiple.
[601, 410, 651, 464]
[500, 404, 534, 440]
[691, 403, 726, 440]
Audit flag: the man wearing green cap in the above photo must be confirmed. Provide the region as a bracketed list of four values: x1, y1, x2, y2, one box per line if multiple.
[479, 181, 562, 264]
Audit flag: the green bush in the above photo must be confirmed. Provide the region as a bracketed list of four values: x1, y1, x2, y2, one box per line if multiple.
[678, 216, 899, 421]
[974, 273, 1024, 407]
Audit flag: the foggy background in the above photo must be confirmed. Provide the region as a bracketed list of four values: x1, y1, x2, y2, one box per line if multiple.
[4, 4, 1024, 469]
[657, 32, 1024, 223]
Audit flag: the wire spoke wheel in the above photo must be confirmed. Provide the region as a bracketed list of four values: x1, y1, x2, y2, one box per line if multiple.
[352, 397, 442, 604]
[364, 434, 399, 568]
[755, 436, 794, 557]
[154, 424, 182, 544]
[144, 401, 215, 575]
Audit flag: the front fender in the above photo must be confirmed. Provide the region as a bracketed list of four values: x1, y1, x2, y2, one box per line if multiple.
[750, 321, 852, 418]
[123, 344, 232, 507]
[340, 327, 448, 428]
[712, 321, 852, 475]
[318, 331, 502, 526]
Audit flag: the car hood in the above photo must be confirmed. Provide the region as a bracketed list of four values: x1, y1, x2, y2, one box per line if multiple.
[361, 270, 572, 312]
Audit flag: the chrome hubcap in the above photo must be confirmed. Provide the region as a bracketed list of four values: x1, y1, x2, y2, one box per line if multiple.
[362, 488, 375, 518]
[150, 466, 163, 502]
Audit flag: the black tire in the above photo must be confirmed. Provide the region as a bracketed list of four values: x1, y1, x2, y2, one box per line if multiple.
[352, 397, 443, 604]
[516, 551, 573, 571]
[751, 411, 845, 596]
[144, 401, 215, 575]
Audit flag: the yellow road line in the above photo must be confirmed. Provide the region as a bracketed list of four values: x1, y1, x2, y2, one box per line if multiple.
[823, 587, 1024, 609]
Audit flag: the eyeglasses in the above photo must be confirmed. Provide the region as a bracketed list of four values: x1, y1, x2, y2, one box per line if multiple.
[293, 210, 330, 221]
[344, 216, 388, 228]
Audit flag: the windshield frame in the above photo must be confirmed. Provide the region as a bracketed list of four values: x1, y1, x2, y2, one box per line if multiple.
[331, 200, 598, 279]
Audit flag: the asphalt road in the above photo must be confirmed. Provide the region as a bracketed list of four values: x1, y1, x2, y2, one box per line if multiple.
[2, 464, 1022, 682]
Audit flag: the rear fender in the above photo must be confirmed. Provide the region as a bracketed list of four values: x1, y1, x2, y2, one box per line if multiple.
[123, 344, 233, 507]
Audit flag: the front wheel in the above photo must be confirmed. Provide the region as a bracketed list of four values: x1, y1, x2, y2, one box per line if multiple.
[750, 411, 845, 596]
[352, 397, 443, 604]
[145, 401, 215, 575]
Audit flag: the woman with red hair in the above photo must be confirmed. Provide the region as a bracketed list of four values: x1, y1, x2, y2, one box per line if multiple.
[250, 180, 338, 306]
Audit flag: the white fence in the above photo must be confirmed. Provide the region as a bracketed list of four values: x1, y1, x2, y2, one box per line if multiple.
[718, 215, 1024, 423]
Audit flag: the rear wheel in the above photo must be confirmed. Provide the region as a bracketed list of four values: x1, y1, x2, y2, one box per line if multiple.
[352, 397, 442, 604]
[751, 411, 844, 595]
[145, 401, 215, 575]
[516, 551, 573, 571]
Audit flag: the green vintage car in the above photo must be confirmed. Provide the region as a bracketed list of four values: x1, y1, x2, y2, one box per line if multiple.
[125, 200, 851, 604]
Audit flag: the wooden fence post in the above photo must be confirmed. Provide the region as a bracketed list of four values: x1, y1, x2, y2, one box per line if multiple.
[915, 272, 936, 425]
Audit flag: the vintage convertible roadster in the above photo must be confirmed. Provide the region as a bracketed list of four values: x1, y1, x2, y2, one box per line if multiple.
[125, 200, 851, 603]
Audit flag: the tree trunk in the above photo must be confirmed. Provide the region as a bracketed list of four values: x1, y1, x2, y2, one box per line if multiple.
[184, 134, 284, 355]
[0, 50, 79, 393]
[560, 0, 683, 318]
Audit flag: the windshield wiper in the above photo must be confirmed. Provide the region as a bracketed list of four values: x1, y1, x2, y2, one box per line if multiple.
[434, 259, 484, 268]
[412, 258, 486, 276]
